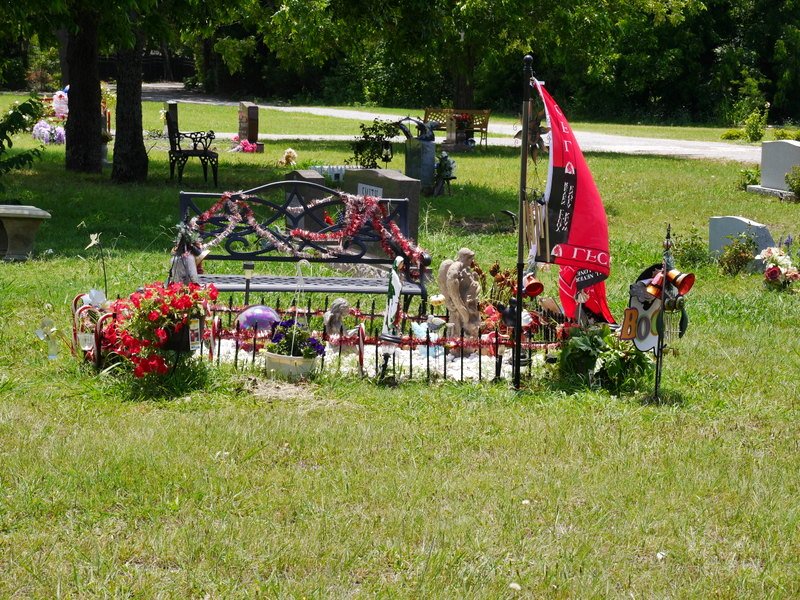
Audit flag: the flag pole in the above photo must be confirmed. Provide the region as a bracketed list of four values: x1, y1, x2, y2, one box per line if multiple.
[514, 55, 534, 389]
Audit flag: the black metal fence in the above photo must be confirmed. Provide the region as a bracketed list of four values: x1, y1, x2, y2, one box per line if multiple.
[204, 294, 565, 383]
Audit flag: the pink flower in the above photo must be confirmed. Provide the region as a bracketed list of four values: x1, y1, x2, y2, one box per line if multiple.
[148, 310, 160, 321]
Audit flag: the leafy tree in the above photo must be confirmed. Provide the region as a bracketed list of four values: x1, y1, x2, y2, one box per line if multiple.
[0, 98, 43, 192]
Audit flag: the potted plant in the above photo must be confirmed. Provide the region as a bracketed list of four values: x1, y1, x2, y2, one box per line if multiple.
[100, 282, 218, 378]
[261, 319, 325, 379]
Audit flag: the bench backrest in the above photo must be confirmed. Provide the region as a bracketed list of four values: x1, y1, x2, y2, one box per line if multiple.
[180, 179, 412, 266]
[423, 108, 491, 130]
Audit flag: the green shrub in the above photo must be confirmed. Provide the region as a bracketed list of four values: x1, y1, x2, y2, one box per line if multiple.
[718, 231, 757, 275]
[347, 119, 400, 169]
[0, 97, 44, 192]
[558, 325, 653, 394]
[737, 166, 760, 190]
[743, 104, 769, 142]
[721, 129, 745, 140]
[673, 227, 712, 267]
[786, 165, 800, 198]
[772, 128, 800, 141]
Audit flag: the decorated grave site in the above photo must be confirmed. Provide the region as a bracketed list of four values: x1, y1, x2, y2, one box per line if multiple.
[3, 69, 800, 596]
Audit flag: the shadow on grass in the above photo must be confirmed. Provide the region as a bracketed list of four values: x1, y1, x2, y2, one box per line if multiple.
[639, 387, 688, 407]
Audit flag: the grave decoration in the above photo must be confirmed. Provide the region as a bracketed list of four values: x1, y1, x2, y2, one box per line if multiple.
[755, 237, 800, 291]
[515, 56, 614, 388]
[620, 226, 696, 399]
[91, 282, 218, 378]
[378, 256, 405, 383]
[261, 318, 325, 379]
[438, 248, 482, 346]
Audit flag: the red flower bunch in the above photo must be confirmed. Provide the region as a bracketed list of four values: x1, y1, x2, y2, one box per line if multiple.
[102, 282, 218, 377]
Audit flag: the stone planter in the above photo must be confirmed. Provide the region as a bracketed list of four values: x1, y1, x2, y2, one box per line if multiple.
[0, 205, 51, 261]
[263, 351, 318, 379]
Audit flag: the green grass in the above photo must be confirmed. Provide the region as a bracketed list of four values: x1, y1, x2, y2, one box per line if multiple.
[2, 123, 800, 596]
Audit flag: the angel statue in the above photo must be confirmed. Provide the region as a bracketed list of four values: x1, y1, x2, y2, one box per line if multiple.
[437, 248, 482, 342]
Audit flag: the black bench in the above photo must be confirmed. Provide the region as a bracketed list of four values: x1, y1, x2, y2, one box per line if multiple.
[172, 178, 430, 310]
[165, 101, 219, 186]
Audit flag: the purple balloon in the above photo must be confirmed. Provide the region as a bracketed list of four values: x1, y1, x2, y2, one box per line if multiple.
[236, 305, 280, 330]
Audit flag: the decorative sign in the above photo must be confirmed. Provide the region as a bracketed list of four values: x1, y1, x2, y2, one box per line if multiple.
[357, 183, 383, 197]
[620, 297, 661, 354]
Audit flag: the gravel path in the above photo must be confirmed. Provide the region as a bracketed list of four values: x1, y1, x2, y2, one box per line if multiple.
[142, 83, 760, 163]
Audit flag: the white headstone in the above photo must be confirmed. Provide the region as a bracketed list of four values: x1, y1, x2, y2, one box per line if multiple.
[709, 216, 774, 255]
[760, 141, 800, 191]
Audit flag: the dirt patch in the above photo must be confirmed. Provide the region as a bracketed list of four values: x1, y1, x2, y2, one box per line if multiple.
[243, 376, 317, 402]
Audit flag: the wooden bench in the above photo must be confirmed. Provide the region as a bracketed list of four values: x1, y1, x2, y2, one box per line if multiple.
[173, 178, 431, 310]
[423, 108, 491, 147]
[165, 101, 219, 186]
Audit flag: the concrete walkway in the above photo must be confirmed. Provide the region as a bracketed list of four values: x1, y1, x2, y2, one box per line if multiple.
[142, 83, 760, 163]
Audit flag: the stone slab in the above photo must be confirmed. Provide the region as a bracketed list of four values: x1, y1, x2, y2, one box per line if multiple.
[709, 216, 774, 268]
[760, 140, 800, 191]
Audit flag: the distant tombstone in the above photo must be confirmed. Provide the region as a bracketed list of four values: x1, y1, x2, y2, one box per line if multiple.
[709, 216, 774, 257]
[405, 139, 435, 192]
[341, 169, 420, 241]
[760, 141, 800, 191]
[238, 102, 262, 151]
[747, 140, 800, 199]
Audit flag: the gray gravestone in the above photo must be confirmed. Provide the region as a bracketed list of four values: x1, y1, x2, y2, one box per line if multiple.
[405, 139, 435, 192]
[709, 216, 774, 256]
[760, 141, 800, 191]
[340, 169, 420, 241]
[289, 168, 420, 242]
[238, 102, 259, 143]
[747, 140, 800, 199]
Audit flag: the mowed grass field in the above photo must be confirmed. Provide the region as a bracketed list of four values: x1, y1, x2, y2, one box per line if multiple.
[1, 96, 800, 597]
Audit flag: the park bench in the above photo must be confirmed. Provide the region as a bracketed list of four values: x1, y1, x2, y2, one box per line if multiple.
[423, 108, 491, 147]
[164, 101, 219, 186]
[173, 177, 431, 311]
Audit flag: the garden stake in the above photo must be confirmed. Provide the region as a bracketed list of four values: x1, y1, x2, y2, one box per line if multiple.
[426, 330, 431, 383]
[252, 323, 258, 366]
[514, 54, 534, 390]
[234, 321, 240, 369]
[460, 327, 465, 381]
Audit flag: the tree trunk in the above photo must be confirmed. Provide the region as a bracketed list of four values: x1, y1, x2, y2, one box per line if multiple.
[112, 31, 148, 183]
[65, 10, 102, 173]
[55, 27, 69, 87]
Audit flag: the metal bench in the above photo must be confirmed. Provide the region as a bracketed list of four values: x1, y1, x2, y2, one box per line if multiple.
[173, 178, 430, 310]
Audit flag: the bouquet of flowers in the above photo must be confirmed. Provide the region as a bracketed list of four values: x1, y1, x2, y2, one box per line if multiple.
[454, 112, 471, 129]
[101, 282, 218, 377]
[230, 135, 258, 153]
[32, 119, 65, 144]
[756, 238, 800, 291]
[265, 319, 325, 359]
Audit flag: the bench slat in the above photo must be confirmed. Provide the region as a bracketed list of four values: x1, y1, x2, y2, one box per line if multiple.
[197, 274, 425, 296]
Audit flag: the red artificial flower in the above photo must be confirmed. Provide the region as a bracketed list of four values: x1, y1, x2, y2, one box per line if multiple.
[148, 310, 160, 321]
[765, 265, 783, 282]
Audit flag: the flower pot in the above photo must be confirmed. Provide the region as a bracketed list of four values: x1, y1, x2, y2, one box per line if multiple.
[263, 350, 318, 379]
[163, 326, 190, 352]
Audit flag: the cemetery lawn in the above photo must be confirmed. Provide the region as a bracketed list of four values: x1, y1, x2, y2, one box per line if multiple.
[2, 137, 800, 597]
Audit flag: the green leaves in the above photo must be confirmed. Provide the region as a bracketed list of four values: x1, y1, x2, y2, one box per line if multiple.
[0, 97, 44, 191]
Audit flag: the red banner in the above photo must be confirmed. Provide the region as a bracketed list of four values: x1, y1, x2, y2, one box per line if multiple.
[533, 80, 614, 323]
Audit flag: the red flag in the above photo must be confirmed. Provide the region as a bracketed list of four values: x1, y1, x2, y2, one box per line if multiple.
[533, 80, 614, 323]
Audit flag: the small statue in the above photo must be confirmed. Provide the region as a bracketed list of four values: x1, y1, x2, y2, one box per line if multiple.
[323, 298, 351, 337]
[437, 248, 482, 341]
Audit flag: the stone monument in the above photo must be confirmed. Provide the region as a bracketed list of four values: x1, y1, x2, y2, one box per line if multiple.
[747, 140, 800, 199]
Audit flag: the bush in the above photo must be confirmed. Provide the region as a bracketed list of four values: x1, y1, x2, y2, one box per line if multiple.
[773, 129, 797, 141]
[721, 129, 745, 140]
[558, 325, 653, 394]
[0, 97, 44, 192]
[786, 165, 800, 198]
[718, 231, 757, 275]
[743, 103, 769, 142]
[346, 119, 400, 169]
[673, 227, 712, 267]
[737, 166, 760, 190]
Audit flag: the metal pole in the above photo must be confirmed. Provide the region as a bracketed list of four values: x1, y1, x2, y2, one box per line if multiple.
[514, 55, 534, 389]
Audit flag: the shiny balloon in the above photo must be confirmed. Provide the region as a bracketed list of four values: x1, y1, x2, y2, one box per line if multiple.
[236, 305, 280, 330]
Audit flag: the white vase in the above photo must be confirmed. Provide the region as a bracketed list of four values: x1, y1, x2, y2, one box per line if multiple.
[263, 351, 318, 379]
